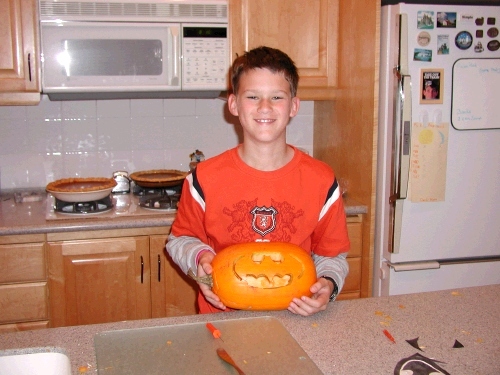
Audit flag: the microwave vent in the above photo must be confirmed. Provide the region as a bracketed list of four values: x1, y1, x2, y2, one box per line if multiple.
[39, 0, 228, 22]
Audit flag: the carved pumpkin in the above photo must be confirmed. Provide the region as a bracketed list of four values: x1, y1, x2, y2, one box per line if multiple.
[211, 242, 317, 310]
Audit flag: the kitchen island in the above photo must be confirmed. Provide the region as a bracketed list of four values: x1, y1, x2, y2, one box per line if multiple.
[0, 284, 498, 374]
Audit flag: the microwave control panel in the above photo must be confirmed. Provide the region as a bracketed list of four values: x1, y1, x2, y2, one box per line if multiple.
[182, 25, 228, 91]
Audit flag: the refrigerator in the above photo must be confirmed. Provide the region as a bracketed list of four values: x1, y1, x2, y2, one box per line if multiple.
[375, 0, 500, 296]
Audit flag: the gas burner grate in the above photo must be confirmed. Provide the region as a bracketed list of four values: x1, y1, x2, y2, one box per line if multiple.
[132, 183, 182, 197]
[54, 195, 113, 214]
[139, 194, 179, 210]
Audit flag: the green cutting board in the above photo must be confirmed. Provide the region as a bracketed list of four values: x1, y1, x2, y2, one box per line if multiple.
[94, 316, 323, 374]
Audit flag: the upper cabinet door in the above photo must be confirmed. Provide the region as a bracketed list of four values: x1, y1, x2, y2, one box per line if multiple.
[0, 0, 40, 105]
[229, 0, 339, 100]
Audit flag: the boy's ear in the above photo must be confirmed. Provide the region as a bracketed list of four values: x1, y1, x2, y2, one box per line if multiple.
[289, 97, 300, 118]
[228, 94, 239, 116]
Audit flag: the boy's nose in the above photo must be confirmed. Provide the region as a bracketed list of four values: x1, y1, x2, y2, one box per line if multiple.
[258, 99, 272, 112]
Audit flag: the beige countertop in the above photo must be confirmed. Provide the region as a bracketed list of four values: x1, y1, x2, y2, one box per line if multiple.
[0, 191, 367, 236]
[0, 284, 498, 374]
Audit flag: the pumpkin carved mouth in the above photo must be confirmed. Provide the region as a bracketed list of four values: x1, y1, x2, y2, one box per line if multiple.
[234, 252, 305, 288]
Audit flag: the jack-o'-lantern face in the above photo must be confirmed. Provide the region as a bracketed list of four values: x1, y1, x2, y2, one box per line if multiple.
[210, 242, 317, 311]
[233, 252, 306, 288]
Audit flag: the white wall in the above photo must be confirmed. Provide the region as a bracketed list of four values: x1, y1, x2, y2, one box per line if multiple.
[0, 96, 314, 190]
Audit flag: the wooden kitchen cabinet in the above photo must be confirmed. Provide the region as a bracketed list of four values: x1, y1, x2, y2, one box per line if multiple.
[0, 0, 41, 105]
[229, 0, 339, 100]
[314, 0, 380, 298]
[46, 227, 197, 328]
[47, 236, 151, 327]
[150, 235, 198, 317]
[0, 234, 49, 333]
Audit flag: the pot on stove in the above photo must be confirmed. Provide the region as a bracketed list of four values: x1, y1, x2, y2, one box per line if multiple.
[112, 171, 131, 194]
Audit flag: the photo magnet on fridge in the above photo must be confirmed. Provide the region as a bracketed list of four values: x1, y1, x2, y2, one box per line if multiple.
[437, 12, 457, 28]
[437, 35, 450, 55]
[417, 11, 434, 29]
[420, 69, 444, 104]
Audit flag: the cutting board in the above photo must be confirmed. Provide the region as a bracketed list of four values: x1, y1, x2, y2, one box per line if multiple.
[94, 316, 323, 374]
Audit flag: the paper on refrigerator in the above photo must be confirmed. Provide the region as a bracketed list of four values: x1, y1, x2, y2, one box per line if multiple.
[409, 122, 449, 202]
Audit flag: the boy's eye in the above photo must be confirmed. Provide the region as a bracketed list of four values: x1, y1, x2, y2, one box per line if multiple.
[272, 96, 283, 100]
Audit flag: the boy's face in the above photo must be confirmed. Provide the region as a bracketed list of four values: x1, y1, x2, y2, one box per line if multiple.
[423, 85, 438, 99]
[228, 68, 299, 145]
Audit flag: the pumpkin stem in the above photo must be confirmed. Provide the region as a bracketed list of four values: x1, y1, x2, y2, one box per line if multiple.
[188, 268, 214, 287]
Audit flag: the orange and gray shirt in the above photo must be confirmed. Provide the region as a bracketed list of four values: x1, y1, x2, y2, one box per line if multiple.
[167, 146, 350, 313]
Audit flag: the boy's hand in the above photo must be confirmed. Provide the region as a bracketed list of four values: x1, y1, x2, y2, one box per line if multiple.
[287, 277, 332, 316]
[197, 252, 226, 310]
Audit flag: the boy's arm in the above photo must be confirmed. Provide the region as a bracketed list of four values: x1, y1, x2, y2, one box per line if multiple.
[312, 252, 349, 292]
[166, 233, 215, 274]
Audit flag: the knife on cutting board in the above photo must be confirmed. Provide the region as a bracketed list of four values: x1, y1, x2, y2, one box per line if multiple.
[207, 323, 246, 374]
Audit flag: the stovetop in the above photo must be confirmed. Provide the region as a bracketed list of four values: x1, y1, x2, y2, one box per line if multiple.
[45, 193, 177, 221]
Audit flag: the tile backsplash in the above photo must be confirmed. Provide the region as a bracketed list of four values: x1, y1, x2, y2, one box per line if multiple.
[0, 96, 314, 190]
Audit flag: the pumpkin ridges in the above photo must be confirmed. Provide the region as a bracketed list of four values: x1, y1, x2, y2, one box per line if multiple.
[211, 242, 317, 310]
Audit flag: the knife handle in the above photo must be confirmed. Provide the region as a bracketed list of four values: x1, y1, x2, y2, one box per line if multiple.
[206, 323, 222, 340]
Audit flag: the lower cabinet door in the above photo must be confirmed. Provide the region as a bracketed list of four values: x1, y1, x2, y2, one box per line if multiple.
[150, 235, 198, 317]
[48, 236, 151, 327]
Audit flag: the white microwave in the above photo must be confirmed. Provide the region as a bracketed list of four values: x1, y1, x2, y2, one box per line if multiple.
[39, 0, 229, 100]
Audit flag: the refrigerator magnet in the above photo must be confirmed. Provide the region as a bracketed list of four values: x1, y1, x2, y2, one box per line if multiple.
[417, 11, 434, 29]
[437, 35, 450, 55]
[455, 31, 473, 50]
[417, 31, 431, 47]
[420, 69, 444, 104]
[414, 48, 432, 62]
[437, 12, 457, 28]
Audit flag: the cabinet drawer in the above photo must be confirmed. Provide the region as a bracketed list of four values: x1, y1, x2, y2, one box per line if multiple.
[0, 282, 48, 324]
[342, 257, 361, 293]
[0, 320, 49, 333]
[0, 243, 46, 283]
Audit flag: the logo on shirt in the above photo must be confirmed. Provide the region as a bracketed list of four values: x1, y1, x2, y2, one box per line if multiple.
[250, 206, 277, 236]
[222, 199, 304, 242]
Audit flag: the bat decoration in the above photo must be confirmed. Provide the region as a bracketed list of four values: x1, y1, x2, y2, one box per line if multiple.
[394, 353, 450, 375]
[452, 339, 464, 348]
[406, 337, 424, 351]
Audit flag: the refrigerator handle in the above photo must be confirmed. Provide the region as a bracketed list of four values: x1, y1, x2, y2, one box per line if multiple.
[389, 73, 412, 254]
[398, 75, 412, 199]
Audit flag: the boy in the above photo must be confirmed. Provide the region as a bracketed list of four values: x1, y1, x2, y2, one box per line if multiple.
[167, 46, 350, 316]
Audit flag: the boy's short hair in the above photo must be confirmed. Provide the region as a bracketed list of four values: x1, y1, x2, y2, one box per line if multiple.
[230, 46, 299, 97]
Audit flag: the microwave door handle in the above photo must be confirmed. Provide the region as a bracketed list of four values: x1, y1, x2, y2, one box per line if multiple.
[169, 27, 180, 86]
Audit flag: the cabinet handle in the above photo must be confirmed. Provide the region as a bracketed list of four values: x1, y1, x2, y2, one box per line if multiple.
[28, 53, 32, 82]
[140, 255, 144, 284]
[157, 254, 161, 282]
